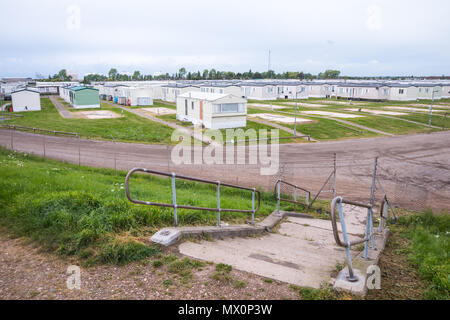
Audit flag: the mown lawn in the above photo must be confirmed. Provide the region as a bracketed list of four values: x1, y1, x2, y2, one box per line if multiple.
[203, 119, 301, 144]
[6, 98, 176, 144]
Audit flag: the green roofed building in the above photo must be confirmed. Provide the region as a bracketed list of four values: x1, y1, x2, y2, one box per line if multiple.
[69, 86, 100, 109]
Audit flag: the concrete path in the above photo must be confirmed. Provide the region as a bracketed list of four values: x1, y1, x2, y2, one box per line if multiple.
[247, 117, 317, 142]
[49, 96, 73, 119]
[179, 204, 368, 289]
[104, 101, 217, 145]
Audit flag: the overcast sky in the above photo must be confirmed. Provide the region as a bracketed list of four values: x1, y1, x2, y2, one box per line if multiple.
[1, 0, 449, 78]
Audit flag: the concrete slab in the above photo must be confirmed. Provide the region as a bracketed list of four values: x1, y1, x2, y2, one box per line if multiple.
[178, 204, 372, 290]
[141, 107, 176, 115]
[384, 106, 445, 113]
[248, 113, 314, 124]
[345, 108, 408, 116]
[80, 110, 121, 119]
[301, 111, 364, 118]
[248, 103, 287, 110]
[280, 102, 327, 108]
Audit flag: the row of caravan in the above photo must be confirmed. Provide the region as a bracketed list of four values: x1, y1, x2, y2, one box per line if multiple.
[96, 85, 163, 106]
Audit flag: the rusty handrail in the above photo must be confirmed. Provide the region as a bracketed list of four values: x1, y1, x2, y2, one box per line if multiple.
[274, 179, 311, 213]
[125, 168, 261, 227]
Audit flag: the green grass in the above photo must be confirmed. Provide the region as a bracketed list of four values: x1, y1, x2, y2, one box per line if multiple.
[6, 98, 176, 144]
[282, 116, 378, 140]
[345, 115, 437, 135]
[203, 120, 300, 144]
[395, 210, 450, 300]
[0, 147, 282, 264]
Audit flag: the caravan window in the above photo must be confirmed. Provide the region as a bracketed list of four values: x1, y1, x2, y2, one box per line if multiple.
[214, 103, 245, 113]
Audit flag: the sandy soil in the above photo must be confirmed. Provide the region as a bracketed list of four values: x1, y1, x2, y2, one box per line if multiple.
[0, 233, 300, 300]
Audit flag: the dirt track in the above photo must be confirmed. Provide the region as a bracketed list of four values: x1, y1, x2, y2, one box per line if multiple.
[0, 129, 449, 211]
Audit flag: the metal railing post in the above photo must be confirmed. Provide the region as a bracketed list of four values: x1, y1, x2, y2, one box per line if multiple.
[251, 188, 256, 225]
[171, 173, 178, 226]
[217, 182, 221, 227]
[369, 207, 376, 249]
[363, 208, 371, 259]
[10, 128, 13, 150]
[337, 200, 357, 282]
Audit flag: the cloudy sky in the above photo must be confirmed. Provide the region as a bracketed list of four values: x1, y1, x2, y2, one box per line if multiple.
[1, 0, 449, 78]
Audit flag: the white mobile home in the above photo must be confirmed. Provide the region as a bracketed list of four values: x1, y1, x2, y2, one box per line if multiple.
[162, 84, 200, 102]
[199, 83, 241, 97]
[240, 82, 278, 100]
[336, 83, 391, 101]
[177, 91, 247, 129]
[387, 84, 418, 101]
[11, 88, 41, 112]
[415, 84, 442, 100]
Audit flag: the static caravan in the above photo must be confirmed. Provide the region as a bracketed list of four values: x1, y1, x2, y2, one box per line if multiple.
[276, 82, 304, 99]
[199, 83, 241, 97]
[162, 84, 200, 102]
[415, 84, 442, 100]
[441, 84, 450, 98]
[177, 91, 247, 129]
[69, 86, 100, 109]
[336, 83, 390, 101]
[387, 84, 418, 101]
[11, 88, 41, 112]
[240, 82, 278, 100]
[120, 87, 154, 106]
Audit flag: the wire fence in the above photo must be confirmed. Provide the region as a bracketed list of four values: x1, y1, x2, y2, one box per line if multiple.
[0, 127, 448, 212]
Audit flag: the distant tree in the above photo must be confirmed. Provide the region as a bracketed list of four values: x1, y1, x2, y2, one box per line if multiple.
[132, 70, 142, 81]
[108, 68, 118, 81]
[319, 69, 340, 79]
[179, 67, 186, 79]
[209, 69, 217, 80]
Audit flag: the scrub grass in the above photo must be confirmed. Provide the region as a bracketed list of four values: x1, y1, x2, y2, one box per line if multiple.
[6, 98, 176, 144]
[0, 147, 280, 265]
[394, 210, 450, 300]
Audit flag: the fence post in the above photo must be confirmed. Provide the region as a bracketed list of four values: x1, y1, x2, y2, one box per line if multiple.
[217, 182, 221, 227]
[277, 179, 281, 213]
[10, 128, 13, 150]
[77, 134, 81, 166]
[370, 157, 378, 206]
[252, 188, 256, 225]
[111, 135, 116, 171]
[294, 185, 298, 213]
[43, 135, 46, 158]
[171, 173, 178, 227]
[333, 153, 337, 198]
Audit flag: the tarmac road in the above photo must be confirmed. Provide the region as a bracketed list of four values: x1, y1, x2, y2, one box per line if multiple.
[1, 129, 449, 211]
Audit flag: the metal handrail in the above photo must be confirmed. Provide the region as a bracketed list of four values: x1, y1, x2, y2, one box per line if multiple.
[330, 196, 377, 282]
[379, 194, 397, 230]
[275, 179, 311, 213]
[125, 168, 261, 227]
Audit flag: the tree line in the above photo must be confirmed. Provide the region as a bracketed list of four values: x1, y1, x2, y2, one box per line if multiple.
[38, 68, 343, 83]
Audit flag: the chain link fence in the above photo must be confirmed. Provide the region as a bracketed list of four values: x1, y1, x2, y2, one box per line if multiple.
[0, 127, 448, 212]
